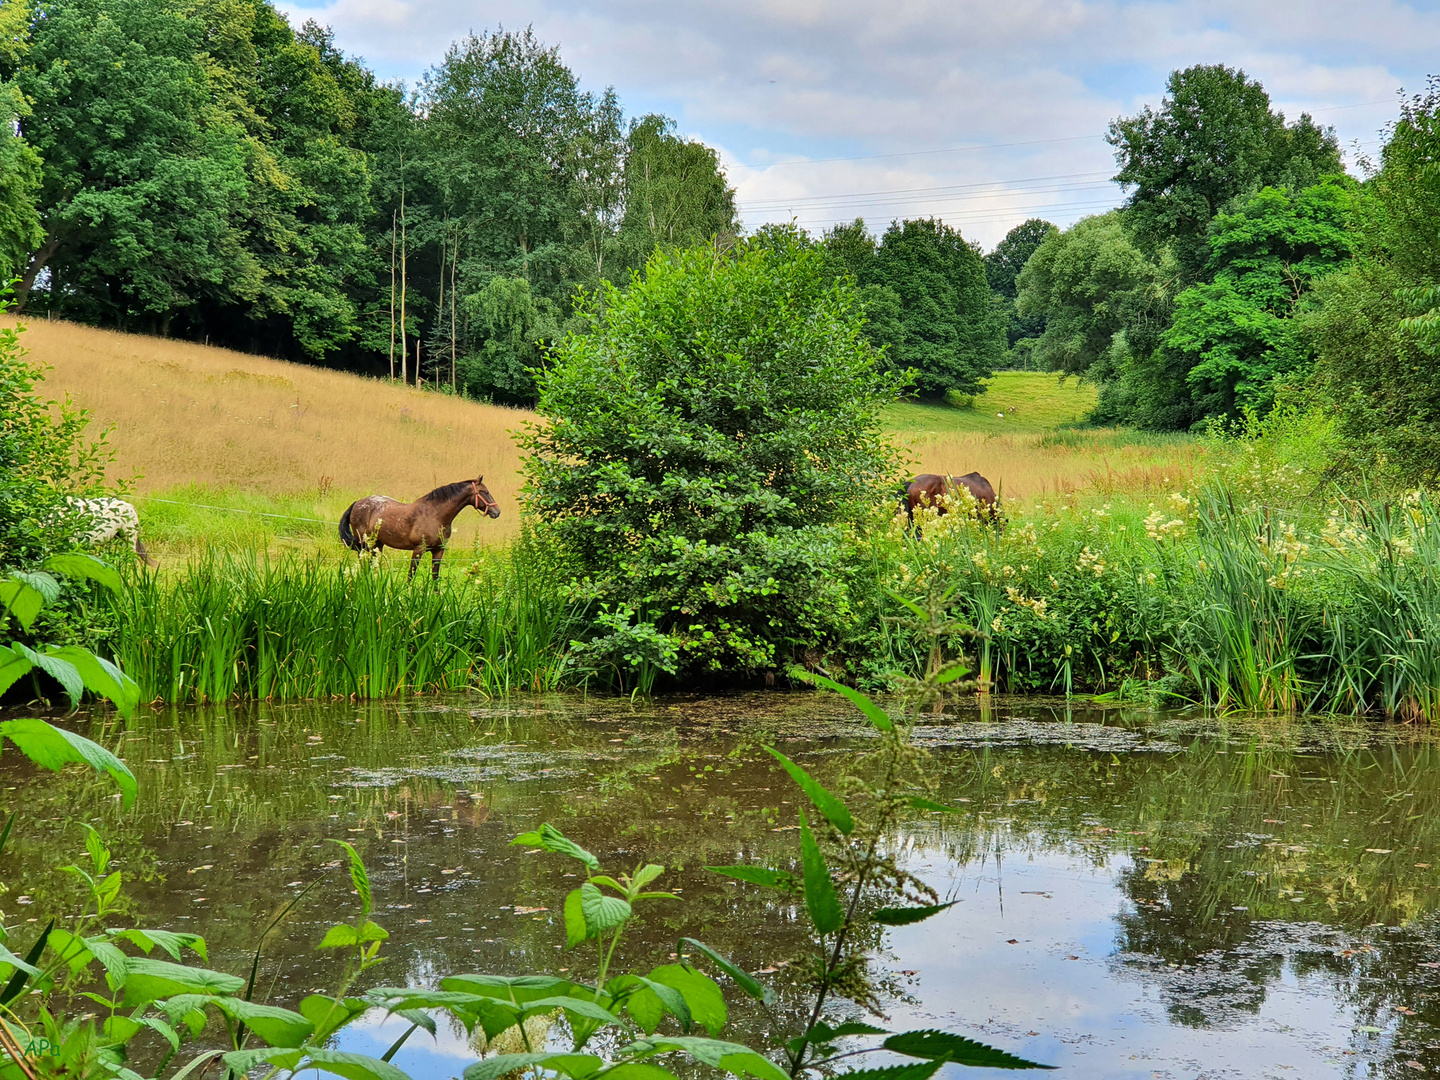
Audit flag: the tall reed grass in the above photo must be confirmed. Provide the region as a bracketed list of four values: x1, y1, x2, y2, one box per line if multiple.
[113, 549, 584, 701]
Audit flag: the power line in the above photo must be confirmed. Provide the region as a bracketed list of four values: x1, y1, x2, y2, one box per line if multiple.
[738, 133, 1102, 170]
[741, 169, 1114, 210]
[745, 180, 1119, 214]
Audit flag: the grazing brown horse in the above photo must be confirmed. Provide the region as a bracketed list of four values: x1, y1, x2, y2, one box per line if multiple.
[902, 472, 999, 525]
[339, 477, 501, 580]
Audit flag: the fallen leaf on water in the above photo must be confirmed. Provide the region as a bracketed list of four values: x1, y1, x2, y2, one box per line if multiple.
[898, 969, 919, 976]
[1065, 955, 1080, 961]
[1020, 891, 1052, 898]
[1006, 939, 1019, 945]
[1406, 1062, 1424, 1070]
[1026, 1031, 1039, 1037]
[514, 906, 548, 915]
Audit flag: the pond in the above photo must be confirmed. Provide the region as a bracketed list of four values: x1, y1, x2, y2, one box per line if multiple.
[6, 694, 1440, 1079]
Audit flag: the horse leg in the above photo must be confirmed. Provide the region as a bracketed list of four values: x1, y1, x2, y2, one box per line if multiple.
[408, 550, 421, 580]
[431, 547, 443, 583]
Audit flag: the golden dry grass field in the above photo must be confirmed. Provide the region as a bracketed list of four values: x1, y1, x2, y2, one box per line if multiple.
[14, 319, 1202, 556]
[10, 318, 527, 552]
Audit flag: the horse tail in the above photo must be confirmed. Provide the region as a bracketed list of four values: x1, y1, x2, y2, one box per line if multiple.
[339, 501, 361, 551]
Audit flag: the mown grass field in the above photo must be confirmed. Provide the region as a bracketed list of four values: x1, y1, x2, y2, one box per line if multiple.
[17, 322, 1202, 557]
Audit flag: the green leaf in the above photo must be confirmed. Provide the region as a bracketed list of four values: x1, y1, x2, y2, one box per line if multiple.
[764, 748, 853, 835]
[705, 866, 795, 890]
[645, 965, 724, 1036]
[88, 939, 130, 983]
[639, 1036, 788, 1080]
[872, 902, 958, 926]
[520, 996, 622, 1028]
[615, 976, 688, 1035]
[602, 1066, 679, 1080]
[15, 642, 83, 706]
[510, 823, 601, 872]
[0, 945, 41, 980]
[0, 919, 52, 1006]
[798, 810, 842, 935]
[581, 882, 632, 933]
[212, 998, 314, 1048]
[678, 939, 774, 1006]
[631, 864, 665, 891]
[564, 888, 588, 947]
[168, 1051, 226, 1080]
[300, 995, 372, 1040]
[328, 840, 372, 917]
[0, 646, 34, 698]
[47, 928, 94, 976]
[908, 798, 959, 813]
[809, 1021, 890, 1040]
[0, 575, 51, 631]
[319, 921, 389, 949]
[933, 661, 972, 686]
[0, 717, 137, 809]
[463, 1054, 602, 1080]
[102, 1015, 143, 1046]
[45, 552, 123, 592]
[232, 1048, 411, 1080]
[808, 674, 893, 731]
[140, 1016, 181, 1051]
[883, 1029, 1055, 1070]
[43, 646, 139, 717]
[818, 1063, 943, 1080]
[439, 975, 575, 1005]
[119, 957, 245, 1006]
[109, 928, 207, 962]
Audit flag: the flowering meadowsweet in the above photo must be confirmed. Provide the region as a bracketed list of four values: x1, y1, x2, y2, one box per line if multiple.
[1077, 546, 1106, 576]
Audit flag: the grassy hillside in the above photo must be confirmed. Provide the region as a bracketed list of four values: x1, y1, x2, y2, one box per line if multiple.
[887, 372, 1200, 502]
[15, 323, 1202, 558]
[11, 318, 527, 553]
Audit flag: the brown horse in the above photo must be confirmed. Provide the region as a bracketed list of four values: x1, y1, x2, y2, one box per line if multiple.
[902, 472, 999, 525]
[339, 477, 501, 580]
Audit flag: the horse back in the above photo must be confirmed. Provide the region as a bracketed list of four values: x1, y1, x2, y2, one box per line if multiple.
[953, 472, 997, 508]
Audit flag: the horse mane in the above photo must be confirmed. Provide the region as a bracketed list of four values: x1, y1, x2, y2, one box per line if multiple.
[418, 480, 474, 504]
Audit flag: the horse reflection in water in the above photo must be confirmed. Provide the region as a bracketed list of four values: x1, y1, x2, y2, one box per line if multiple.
[901, 472, 1000, 528]
[339, 476, 501, 580]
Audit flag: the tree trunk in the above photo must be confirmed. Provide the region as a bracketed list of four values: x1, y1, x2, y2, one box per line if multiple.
[15, 233, 61, 311]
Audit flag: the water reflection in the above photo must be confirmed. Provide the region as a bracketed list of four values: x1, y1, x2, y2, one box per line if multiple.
[4, 694, 1440, 1078]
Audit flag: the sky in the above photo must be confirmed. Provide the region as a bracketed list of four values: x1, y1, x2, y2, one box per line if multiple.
[278, 0, 1440, 250]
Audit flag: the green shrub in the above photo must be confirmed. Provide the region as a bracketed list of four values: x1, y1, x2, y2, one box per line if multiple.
[519, 235, 901, 684]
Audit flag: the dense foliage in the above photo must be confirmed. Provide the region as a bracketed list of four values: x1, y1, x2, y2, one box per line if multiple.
[0, 3, 738, 397]
[519, 235, 900, 683]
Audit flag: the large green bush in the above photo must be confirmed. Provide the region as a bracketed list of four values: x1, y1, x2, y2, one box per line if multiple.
[518, 235, 901, 683]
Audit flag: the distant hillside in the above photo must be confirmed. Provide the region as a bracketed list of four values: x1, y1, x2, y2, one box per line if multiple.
[9, 319, 527, 551]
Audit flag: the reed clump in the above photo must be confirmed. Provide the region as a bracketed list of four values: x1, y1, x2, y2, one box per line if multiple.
[113, 548, 583, 701]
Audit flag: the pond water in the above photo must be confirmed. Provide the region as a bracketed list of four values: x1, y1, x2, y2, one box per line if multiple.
[6, 694, 1440, 1080]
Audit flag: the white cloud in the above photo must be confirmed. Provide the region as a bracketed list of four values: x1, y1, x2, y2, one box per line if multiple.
[280, 0, 1440, 246]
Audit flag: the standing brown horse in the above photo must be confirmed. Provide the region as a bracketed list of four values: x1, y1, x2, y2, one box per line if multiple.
[339, 476, 501, 580]
[902, 472, 999, 525]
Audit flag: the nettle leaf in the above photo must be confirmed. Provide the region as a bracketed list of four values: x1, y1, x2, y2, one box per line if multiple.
[109, 928, 207, 962]
[883, 1029, 1055, 1070]
[520, 996, 622, 1028]
[119, 957, 245, 1006]
[808, 674, 893, 731]
[510, 824, 600, 872]
[0, 646, 34, 698]
[464, 1054, 602, 1080]
[15, 642, 83, 706]
[706, 865, 796, 891]
[319, 922, 388, 949]
[300, 995, 371, 1040]
[328, 840, 372, 916]
[798, 810, 842, 935]
[44, 646, 140, 717]
[0, 574, 53, 631]
[45, 552, 123, 593]
[640, 1036, 788, 1080]
[439, 975, 575, 1005]
[0, 718, 137, 809]
[678, 939, 774, 1006]
[872, 902, 958, 926]
[631, 864, 665, 891]
[580, 882, 632, 934]
[601, 1065, 679, 1080]
[88, 939, 130, 984]
[821, 1063, 944, 1080]
[765, 748, 853, 835]
[233, 1048, 411, 1080]
[615, 975, 690, 1036]
[645, 965, 724, 1036]
[810, 1021, 890, 1041]
[212, 998, 314, 1048]
[564, 888, 588, 947]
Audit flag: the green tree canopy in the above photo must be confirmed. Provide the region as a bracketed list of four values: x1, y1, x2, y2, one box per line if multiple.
[519, 236, 899, 680]
[1164, 177, 1355, 419]
[985, 218, 1056, 351]
[1307, 81, 1440, 485]
[0, 0, 43, 283]
[865, 217, 1003, 399]
[616, 114, 738, 268]
[1108, 64, 1341, 279]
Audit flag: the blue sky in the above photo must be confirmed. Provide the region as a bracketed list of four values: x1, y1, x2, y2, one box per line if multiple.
[279, 0, 1439, 248]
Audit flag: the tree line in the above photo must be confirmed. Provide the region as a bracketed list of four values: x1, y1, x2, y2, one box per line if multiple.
[1008, 64, 1440, 484]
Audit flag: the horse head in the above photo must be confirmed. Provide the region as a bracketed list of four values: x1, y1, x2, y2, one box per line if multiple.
[473, 476, 502, 519]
